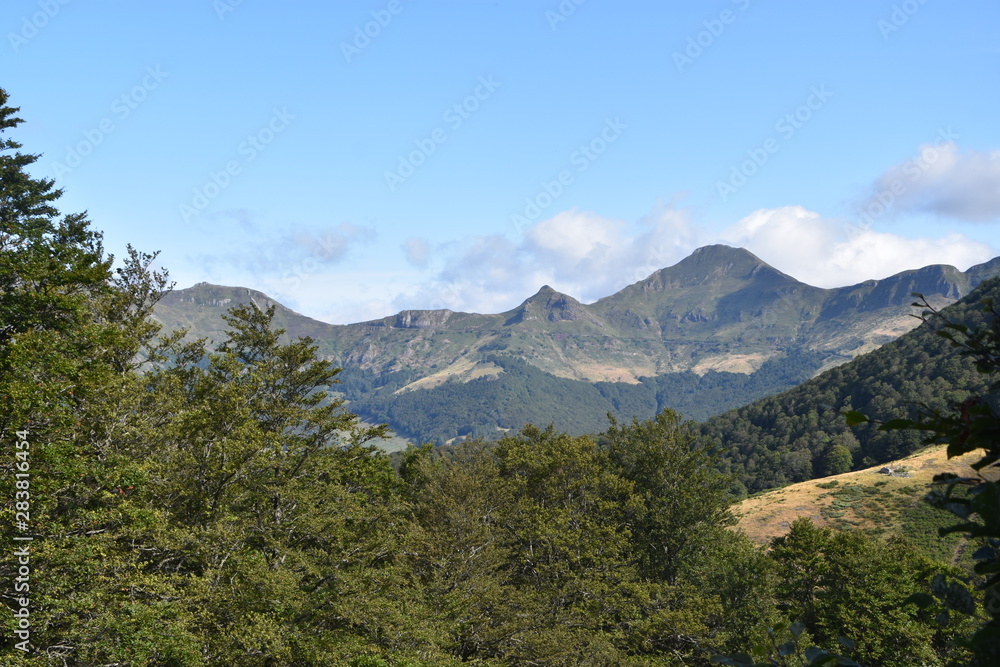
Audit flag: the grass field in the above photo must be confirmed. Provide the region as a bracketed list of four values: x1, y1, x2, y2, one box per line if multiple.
[735, 446, 984, 563]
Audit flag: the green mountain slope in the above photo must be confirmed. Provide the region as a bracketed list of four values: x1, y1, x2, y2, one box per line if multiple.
[703, 278, 1000, 494]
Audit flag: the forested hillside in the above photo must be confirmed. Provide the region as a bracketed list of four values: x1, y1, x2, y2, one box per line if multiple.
[704, 281, 999, 493]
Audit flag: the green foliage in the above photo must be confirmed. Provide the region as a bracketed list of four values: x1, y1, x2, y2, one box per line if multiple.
[822, 445, 853, 477]
[401, 417, 764, 664]
[876, 288, 1000, 665]
[712, 620, 862, 666]
[0, 89, 426, 662]
[0, 84, 115, 466]
[605, 410, 736, 584]
[0, 87, 187, 664]
[765, 518, 972, 666]
[133, 304, 424, 664]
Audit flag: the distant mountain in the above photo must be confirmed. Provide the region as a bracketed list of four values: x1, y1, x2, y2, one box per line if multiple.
[154, 246, 1000, 443]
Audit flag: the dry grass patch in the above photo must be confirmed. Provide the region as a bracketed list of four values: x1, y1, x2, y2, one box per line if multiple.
[735, 445, 981, 545]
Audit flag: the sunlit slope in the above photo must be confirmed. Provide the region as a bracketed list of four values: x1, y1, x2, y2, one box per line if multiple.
[735, 445, 981, 563]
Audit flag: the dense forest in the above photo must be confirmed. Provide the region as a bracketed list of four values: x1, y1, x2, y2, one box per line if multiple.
[3, 88, 1000, 665]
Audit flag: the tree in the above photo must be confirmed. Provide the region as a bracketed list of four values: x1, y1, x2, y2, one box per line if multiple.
[769, 518, 831, 631]
[0, 87, 113, 435]
[0, 87, 442, 665]
[694, 531, 778, 656]
[401, 439, 520, 662]
[605, 409, 736, 584]
[822, 444, 853, 477]
[765, 518, 969, 666]
[403, 422, 735, 664]
[0, 87, 190, 664]
[129, 303, 416, 664]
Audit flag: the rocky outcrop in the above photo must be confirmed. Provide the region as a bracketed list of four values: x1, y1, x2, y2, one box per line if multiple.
[394, 310, 454, 329]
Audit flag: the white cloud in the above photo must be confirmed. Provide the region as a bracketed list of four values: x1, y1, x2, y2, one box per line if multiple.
[399, 203, 699, 314]
[178, 203, 996, 325]
[288, 223, 377, 265]
[398, 203, 996, 318]
[523, 205, 698, 297]
[720, 205, 995, 287]
[864, 143, 1000, 222]
[275, 270, 416, 324]
[526, 210, 625, 263]
[189, 215, 376, 277]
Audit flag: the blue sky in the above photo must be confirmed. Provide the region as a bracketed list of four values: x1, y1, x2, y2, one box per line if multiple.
[5, 0, 1000, 323]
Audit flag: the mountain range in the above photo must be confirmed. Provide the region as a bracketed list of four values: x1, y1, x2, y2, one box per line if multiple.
[153, 244, 1000, 443]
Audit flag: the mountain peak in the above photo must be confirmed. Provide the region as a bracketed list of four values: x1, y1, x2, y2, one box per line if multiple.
[517, 284, 578, 309]
[680, 244, 771, 272]
[689, 244, 761, 261]
[504, 285, 595, 326]
[162, 283, 292, 312]
[635, 244, 793, 291]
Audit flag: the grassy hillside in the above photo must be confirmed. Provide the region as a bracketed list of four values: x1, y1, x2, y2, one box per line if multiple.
[736, 445, 980, 563]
